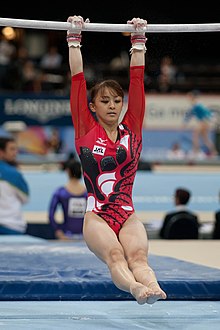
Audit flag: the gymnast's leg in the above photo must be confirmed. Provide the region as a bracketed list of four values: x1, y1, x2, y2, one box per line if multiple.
[200, 121, 217, 155]
[119, 213, 167, 304]
[192, 125, 201, 153]
[83, 211, 157, 304]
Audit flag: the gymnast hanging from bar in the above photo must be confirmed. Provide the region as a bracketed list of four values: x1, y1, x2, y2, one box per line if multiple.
[67, 15, 167, 305]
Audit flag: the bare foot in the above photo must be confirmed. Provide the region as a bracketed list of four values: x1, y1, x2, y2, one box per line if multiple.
[141, 267, 167, 304]
[146, 282, 167, 305]
[130, 282, 154, 305]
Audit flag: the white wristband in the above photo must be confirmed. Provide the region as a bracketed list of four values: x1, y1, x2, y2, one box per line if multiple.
[68, 41, 82, 48]
[129, 43, 147, 54]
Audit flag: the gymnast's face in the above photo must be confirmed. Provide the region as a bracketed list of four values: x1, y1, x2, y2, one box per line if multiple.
[89, 87, 123, 125]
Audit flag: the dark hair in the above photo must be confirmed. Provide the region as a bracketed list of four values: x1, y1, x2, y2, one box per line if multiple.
[0, 136, 15, 151]
[175, 188, 191, 205]
[65, 159, 82, 179]
[90, 79, 124, 103]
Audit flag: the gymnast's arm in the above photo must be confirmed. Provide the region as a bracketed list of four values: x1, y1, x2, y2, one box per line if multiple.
[123, 18, 147, 134]
[67, 15, 94, 138]
[67, 15, 83, 76]
[48, 189, 61, 232]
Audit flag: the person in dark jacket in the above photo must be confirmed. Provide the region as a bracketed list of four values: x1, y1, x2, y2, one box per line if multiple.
[160, 187, 200, 239]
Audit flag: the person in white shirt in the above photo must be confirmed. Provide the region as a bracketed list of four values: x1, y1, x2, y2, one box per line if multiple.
[40, 46, 63, 70]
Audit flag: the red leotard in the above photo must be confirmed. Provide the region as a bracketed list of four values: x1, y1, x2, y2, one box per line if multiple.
[70, 66, 145, 235]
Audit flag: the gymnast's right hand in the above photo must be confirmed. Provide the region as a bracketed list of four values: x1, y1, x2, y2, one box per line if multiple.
[67, 15, 90, 31]
[67, 16, 90, 48]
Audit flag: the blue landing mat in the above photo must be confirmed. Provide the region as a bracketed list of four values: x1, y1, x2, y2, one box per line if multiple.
[0, 237, 220, 301]
[1, 301, 220, 330]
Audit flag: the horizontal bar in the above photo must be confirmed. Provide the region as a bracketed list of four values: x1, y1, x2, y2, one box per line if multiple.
[0, 17, 220, 33]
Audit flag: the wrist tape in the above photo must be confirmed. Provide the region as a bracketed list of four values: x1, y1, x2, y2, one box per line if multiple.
[66, 32, 82, 48]
[130, 33, 147, 54]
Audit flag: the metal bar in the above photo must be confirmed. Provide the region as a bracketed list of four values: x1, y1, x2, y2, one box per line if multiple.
[0, 17, 220, 33]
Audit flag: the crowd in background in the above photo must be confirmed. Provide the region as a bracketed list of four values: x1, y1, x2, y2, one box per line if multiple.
[1, 36, 220, 95]
[0, 38, 68, 93]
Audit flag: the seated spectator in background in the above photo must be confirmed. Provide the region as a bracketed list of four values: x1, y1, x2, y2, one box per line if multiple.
[166, 142, 186, 160]
[45, 128, 63, 154]
[0, 136, 29, 235]
[20, 59, 42, 92]
[39, 46, 64, 92]
[2, 46, 42, 92]
[159, 187, 200, 239]
[40, 46, 63, 70]
[213, 191, 220, 239]
[48, 159, 87, 240]
[0, 37, 16, 88]
[157, 56, 177, 93]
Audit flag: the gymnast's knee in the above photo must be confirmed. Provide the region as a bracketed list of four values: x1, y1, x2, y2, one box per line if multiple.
[106, 247, 125, 267]
[127, 248, 148, 270]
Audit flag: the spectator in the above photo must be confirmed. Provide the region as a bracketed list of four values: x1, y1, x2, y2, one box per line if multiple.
[159, 187, 200, 239]
[40, 46, 63, 70]
[20, 59, 42, 92]
[2, 46, 29, 90]
[0, 37, 16, 88]
[45, 128, 63, 154]
[213, 191, 220, 239]
[157, 56, 177, 93]
[166, 142, 186, 160]
[0, 136, 29, 235]
[48, 159, 87, 240]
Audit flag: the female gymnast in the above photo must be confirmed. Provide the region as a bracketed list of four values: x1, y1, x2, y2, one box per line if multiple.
[183, 90, 217, 157]
[67, 15, 167, 305]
